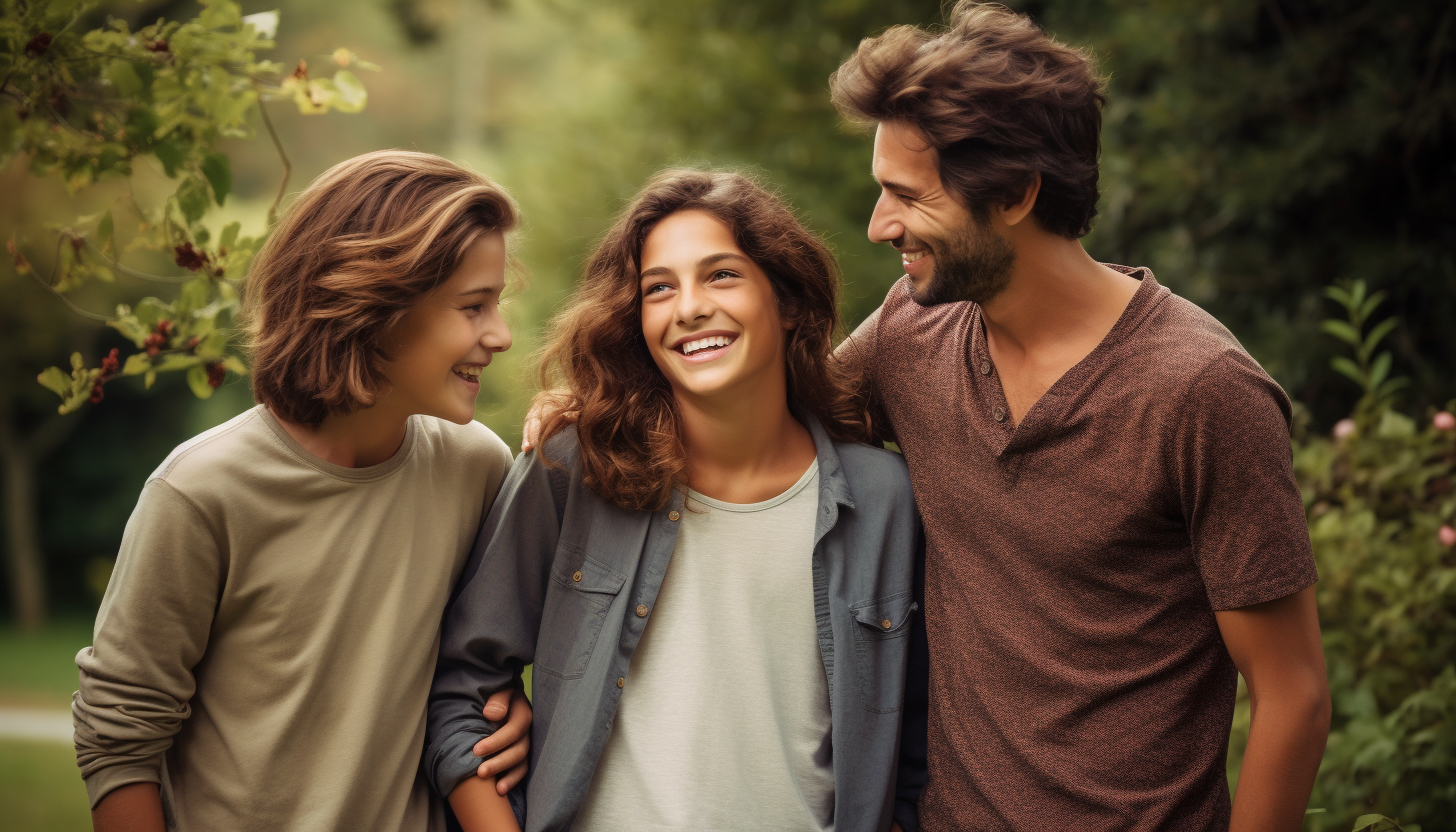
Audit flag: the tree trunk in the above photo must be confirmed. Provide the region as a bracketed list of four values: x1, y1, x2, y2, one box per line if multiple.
[0, 418, 46, 632]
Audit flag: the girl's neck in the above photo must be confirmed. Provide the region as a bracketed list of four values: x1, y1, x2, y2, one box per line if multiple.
[270, 401, 411, 469]
[676, 388, 817, 504]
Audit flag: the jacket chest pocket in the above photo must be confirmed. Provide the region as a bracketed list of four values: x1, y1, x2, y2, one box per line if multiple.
[534, 550, 626, 680]
[850, 591, 917, 714]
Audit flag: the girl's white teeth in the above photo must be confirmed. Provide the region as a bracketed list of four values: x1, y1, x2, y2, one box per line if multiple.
[681, 335, 734, 355]
[902, 250, 927, 264]
[453, 367, 481, 382]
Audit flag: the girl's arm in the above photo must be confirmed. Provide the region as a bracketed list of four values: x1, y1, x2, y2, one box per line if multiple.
[449, 776, 522, 832]
[424, 442, 571, 803]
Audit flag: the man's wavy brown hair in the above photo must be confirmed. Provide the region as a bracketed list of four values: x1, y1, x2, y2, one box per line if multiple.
[244, 150, 518, 426]
[830, 1, 1106, 238]
[536, 169, 870, 512]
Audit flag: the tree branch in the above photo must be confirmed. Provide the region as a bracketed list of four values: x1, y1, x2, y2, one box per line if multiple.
[257, 96, 291, 227]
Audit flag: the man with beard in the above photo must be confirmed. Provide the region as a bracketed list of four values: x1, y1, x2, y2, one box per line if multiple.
[829, 3, 1331, 831]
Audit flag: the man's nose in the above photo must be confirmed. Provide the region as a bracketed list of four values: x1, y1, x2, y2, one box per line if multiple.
[868, 191, 903, 244]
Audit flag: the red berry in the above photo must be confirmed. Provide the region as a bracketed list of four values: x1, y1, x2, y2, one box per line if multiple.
[174, 244, 207, 271]
[89, 383, 104, 404]
[100, 347, 120, 378]
[206, 363, 225, 389]
[157, 320, 172, 338]
[24, 32, 52, 57]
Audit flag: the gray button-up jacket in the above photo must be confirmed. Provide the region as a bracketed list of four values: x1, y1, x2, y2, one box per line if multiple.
[425, 415, 927, 832]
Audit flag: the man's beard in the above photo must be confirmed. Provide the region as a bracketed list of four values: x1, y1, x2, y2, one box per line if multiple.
[908, 218, 1016, 307]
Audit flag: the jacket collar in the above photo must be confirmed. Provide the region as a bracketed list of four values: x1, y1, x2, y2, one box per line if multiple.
[792, 404, 857, 535]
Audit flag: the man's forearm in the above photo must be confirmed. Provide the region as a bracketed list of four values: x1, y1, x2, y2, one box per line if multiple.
[91, 781, 166, 832]
[1228, 683, 1331, 832]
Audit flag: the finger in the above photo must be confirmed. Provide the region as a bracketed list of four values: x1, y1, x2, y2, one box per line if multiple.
[497, 758, 529, 794]
[475, 735, 528, 780]
[472, 705, 526, 757]
[482, 688, 511, 722]
[521, 416, 539, 452]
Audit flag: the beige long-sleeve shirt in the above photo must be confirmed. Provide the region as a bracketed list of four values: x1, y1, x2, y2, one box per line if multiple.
[73, 405, 513, 831]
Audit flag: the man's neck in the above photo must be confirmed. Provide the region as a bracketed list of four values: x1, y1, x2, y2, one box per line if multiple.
[979, 232, 1138, 358]
[270, 402, 411, 469]
[676, 383, 816, 505]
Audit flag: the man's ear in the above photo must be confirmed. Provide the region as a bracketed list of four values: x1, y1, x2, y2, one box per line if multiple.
[1000, 172, 1041, 227]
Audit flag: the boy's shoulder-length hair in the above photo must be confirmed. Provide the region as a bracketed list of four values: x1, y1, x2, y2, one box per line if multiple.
[536, 168, 871, 513]
[243, 149, 518, 427]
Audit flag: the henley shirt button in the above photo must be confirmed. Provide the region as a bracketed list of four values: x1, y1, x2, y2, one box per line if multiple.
[636, 604, 649, 617]
[572, 570, 582, 582]
[668, 510, 681, 521]
[993, 406, 1007, 423]
[881, 618, 892, 630]
[980, 360, 992, 375]
[616, 677, 625, 688]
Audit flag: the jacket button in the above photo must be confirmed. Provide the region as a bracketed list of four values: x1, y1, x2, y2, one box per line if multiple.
[636, 604, 649, 617]
[572, 571, 582, 582]
[616, 677, 625, 688]
[993, 406, 1006, 423]
[668, 510, 680, 521]
[881, 618, 892, 630]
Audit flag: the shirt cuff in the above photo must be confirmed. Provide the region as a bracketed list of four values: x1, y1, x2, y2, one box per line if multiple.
[429, 730, 488, 799]
[83, 759, 163, 809]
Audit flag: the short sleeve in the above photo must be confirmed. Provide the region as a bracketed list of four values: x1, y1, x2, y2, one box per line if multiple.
[1174, 352, 1318, 610]
[838, 304, 897, 445]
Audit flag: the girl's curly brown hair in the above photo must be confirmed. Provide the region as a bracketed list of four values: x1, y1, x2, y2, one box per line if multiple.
[536, 168, 870, 512]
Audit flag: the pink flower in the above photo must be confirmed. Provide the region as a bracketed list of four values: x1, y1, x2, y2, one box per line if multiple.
[1333, 418, 1357, 441]
[1434, 411, 1455, 431]
[1440, 525, 1456, 548]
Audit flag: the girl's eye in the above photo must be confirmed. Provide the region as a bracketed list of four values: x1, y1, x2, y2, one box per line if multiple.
[643, 282, 672, 295]
[710, 269, 739, 281]
[462, 304, 483, 314]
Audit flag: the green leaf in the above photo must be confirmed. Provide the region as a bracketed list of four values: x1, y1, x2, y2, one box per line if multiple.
[1321, 319, 1362, 347]
[153, 139, 187, 178]
[70, 352, 85, 372]
[221, 355, 249, 376]
[37, 367, 70, 396]
[331, 70, 368, 112]
[1361, 317, 1398, 356]
[154, 354, 203, 372]
[1323, 284, 1353, 309]
[219, 221, 240, 251]
[97, 210, 114, 254]
[202, 153, 231, 206]
[187, 365, 216, 399]
[144, 370, 157, 390]
[177, 177, 211, 224]
[121, 354, 152, 376]
[1369, 351, 1391, 390]
[178, 277, 210, 313]
[1331, 356, 1364, 385]
[1357, 290, 1387, 323]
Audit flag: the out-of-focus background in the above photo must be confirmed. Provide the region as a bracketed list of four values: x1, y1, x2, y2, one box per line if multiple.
[2, 0, 1453, 830]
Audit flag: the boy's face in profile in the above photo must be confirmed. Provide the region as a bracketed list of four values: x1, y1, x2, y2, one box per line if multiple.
[380, 231, 511, 424]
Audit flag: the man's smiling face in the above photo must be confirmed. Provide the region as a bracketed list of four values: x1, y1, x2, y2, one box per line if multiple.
[868, 120, 1015, 307]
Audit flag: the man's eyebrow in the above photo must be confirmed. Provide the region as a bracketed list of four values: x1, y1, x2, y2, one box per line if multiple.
[876, 177, 925, 199]
[639, 252, 751, 280]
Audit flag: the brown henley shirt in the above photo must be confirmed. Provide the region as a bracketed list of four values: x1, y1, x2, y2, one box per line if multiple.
[844, 268, 1317, 831]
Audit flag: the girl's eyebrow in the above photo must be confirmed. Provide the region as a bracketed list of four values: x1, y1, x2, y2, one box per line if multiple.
[455, 286, 497, 297]
[639, 252, 751, 280]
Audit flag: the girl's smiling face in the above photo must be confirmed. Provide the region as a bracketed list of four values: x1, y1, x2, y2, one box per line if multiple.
[379, 231, 512, 424]
[638, 210, 790, 407]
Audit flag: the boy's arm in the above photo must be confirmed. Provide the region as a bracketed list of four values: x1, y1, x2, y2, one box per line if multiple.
[425, 444, 567, 802]
[91, 782, 165, 832]
[74, 480, 223, 818]
[1217, 586, 1330, 832]
[449, 775, 522, 832]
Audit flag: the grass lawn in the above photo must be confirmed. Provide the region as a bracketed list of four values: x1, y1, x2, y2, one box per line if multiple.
[0, 738, 91, 831]
[0, 618, 95, 830]
[0, 618, 93, 709]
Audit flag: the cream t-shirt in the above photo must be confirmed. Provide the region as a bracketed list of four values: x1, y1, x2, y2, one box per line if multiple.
[73, 405, 513, 831]
[573, 462, 833, 832]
